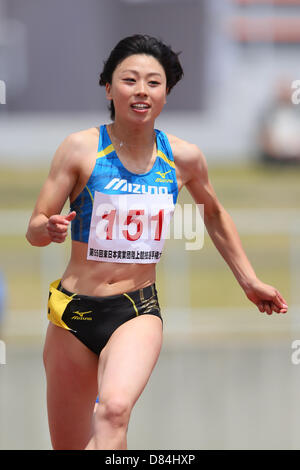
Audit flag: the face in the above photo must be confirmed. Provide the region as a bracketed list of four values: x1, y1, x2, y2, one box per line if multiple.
[105, 54, 168, 123]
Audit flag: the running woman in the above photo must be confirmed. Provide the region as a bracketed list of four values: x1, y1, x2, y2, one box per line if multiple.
[26, 34, 288, 450]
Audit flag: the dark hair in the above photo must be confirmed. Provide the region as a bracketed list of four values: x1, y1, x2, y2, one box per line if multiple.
[99, 34, 184, 120]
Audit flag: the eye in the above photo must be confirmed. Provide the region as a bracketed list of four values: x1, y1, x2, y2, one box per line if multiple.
[149, 81, 160, 86]
[123, 78, 135, 82]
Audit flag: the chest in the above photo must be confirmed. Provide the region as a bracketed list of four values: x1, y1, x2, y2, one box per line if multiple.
[89, 152, 177, 201]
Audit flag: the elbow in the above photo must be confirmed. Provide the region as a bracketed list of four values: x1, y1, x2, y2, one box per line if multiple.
[25, 227, 49, 247]
[25, 228, 37, 246]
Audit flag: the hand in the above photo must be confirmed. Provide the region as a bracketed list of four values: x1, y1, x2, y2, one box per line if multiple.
[243, 279, 288, 315]
[46, 211, 76, 243]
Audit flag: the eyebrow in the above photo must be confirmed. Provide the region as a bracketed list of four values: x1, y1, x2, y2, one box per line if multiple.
[120, 69, 162, 77]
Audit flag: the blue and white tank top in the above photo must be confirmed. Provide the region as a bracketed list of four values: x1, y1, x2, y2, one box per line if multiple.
[70, 124, 178, 263]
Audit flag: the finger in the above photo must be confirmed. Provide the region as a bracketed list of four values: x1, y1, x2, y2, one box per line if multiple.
[278, 305, 288, 314]
[271, 299, 288, 314]
[47, 229, 68, 239]
[64, 211, 77, 222]
[47, 223, 69, 234]
[265, 300, 287, 315]
[274, 291, 288, 309]
[258, 301, 265, 313]
[48, 215, 70, 225]
[264, 302, 273, 315]
[52, 238, 66, 244]
[270, 302, 281, 314]
[275, 300, 288, 312]
[50, 233, 67, 243]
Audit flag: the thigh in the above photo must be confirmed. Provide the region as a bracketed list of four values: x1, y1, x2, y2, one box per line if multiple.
[97, 314, 163, 409]
[43, 323, 98, 449]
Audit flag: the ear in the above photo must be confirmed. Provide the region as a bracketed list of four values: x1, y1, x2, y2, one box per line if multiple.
[105, 82, 112, 100]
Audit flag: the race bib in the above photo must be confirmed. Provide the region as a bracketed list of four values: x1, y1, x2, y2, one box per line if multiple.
[87, 191, 174, 263]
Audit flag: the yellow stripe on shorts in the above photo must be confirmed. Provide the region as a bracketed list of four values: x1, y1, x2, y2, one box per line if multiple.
[123, 293, 139, 317]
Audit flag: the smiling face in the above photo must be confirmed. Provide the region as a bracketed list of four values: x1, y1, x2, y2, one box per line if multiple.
[105, 54, 168, 124]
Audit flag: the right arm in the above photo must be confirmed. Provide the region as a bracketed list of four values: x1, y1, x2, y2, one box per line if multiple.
[26, 134, 81, 247]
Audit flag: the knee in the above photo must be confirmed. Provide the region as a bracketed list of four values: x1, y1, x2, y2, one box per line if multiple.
[95, 397, 131, 429]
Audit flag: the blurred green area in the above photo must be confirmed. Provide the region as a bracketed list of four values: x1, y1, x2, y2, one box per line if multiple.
[1, 161, 300, 210]
[0, 161, 299, 313]
[0, 167, 48, 210]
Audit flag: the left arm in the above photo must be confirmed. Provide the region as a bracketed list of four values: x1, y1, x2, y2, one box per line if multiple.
[183, 145, 288, 315]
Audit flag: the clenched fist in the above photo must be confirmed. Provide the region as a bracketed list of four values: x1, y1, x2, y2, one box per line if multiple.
[46, 211, 76, 243]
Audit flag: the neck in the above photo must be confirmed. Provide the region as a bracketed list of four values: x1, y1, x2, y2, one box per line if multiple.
[109, 119, 156, 152]
[107, 119, 157, 173]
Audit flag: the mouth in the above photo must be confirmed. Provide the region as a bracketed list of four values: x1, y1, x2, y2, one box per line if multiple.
[130, 102, 151, 113]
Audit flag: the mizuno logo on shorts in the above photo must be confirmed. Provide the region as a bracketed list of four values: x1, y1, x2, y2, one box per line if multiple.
[71, 311, 93, 320]
[104, 178, 168, 194]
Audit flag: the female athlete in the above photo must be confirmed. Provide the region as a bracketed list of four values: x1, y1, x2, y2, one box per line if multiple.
[26, 34, 288, 450]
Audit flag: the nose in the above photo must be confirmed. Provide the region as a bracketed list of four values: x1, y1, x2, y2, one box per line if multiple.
[136, 80, 148, 96]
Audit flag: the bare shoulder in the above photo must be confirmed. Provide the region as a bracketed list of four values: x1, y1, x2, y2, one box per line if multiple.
[165, 132, 207, 185]
[52, 127, 99, 172]
[166, 132, 205, 165]
[60, 127, 98, 159]
[69, 126, 99, 147]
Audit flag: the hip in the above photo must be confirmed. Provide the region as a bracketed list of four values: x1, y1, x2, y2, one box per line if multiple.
[47, 278, 163, 355]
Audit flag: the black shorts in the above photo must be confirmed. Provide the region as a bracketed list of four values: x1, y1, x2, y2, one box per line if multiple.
[47, 279, 163, 355]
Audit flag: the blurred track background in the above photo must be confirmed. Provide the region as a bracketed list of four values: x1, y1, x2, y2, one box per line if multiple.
[1, 0, 300, 450]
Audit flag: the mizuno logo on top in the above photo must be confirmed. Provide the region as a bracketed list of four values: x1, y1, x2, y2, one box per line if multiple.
[104, 178, 168, 195]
